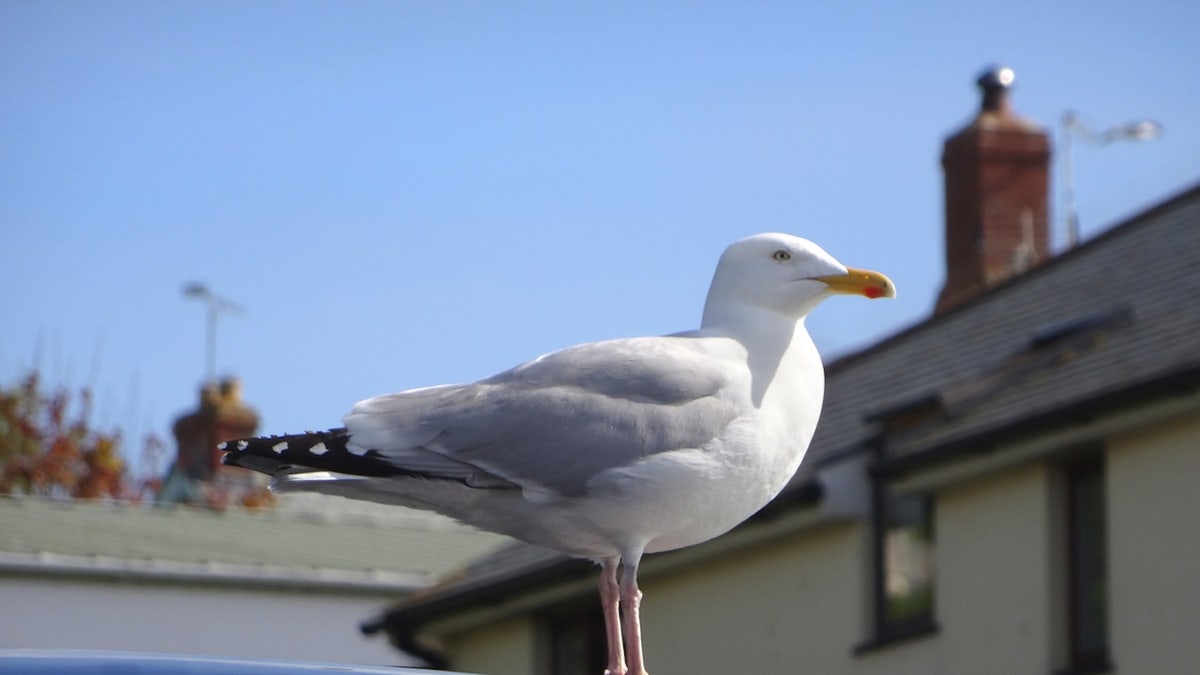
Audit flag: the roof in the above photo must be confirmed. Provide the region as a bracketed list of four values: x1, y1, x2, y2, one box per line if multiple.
[810, 180, 1200, 476]
[374, 178, 1200, 627]
[0, 493, 513, 594]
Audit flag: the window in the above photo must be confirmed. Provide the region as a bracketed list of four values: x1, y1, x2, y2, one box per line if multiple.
[1064, 456, 1111, 673]
[882, 492, 937, 634]
[860, 483, 937, 652]
[541, 603, 606, 675]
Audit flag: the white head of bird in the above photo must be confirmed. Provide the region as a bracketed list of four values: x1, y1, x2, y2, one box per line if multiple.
[702, 232, 895, 329]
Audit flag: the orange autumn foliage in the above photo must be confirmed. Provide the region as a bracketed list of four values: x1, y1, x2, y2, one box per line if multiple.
[0, 372, 130, 500]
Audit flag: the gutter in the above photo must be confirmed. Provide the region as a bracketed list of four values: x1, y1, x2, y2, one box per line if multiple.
[0, 551, 427, 595]
[873, 362, 1200, 479]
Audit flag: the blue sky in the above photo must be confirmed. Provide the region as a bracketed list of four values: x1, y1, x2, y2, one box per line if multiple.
[3, 1, 1197, 476]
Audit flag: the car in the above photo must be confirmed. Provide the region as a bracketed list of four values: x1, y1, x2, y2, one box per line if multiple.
[0, 650, 481, 674]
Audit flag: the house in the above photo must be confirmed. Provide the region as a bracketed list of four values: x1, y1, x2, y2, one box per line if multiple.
[362, 69, 1200, 674]
[0, 378, 512, 666]
[0, 492, 511, 666]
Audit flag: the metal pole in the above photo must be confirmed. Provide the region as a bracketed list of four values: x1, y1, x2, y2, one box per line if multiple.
[1059, 110, 1161, 251]
[1062, 113, 1079, 250]
[185, 283, 243, 385]
[206, 304, 218, 384]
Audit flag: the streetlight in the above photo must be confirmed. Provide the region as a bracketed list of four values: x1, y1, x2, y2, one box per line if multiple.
[184, 283, 244, 384]
[1061, 111, 1162, 249]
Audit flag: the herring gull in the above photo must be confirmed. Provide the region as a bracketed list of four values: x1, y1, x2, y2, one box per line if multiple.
[221, 232, 895, 675]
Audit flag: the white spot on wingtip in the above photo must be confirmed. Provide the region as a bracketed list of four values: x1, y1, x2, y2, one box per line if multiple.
[272, 441, 288, 454]
[217, 442, 227, 450]
[309, 442, 329, 455]
[237, 440, 249, 451]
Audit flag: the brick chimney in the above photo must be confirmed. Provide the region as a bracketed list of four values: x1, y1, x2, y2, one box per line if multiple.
[159, 377, 266, 507]
[935, 66, 1051, 314]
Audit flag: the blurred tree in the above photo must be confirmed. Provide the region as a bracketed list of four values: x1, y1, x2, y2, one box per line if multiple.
[0, 371, 131, 500]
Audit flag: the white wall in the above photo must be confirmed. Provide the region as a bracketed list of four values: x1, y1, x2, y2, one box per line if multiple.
[444, 615, 538, 675]
[437, 522, 885, 675]
[434, 463, 1074, 675]
[934, 462, 1056, 673]
[0, 577, 413, 666]
[424, 408, 1200, 675]
[1108, 410, 1200, 673]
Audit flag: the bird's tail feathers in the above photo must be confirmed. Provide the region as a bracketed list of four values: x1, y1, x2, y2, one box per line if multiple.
[219, 428, 399, 478]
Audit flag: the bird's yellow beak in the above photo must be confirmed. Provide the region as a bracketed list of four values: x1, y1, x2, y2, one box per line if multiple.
[815, 268, 896, 299]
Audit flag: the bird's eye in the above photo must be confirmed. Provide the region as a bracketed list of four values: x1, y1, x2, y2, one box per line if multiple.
[772, 250, 791, 262]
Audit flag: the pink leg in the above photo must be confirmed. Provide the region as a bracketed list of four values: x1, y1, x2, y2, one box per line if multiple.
[599, 557, 627, 675]
[619, 560, 649, 675]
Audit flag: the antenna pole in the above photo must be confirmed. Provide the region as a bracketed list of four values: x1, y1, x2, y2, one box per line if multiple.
[205, 302, 218, 383]
[184, 283, 244, 384]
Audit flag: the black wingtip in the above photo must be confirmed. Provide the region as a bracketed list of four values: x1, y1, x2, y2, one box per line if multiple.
[218, 427, 402, 478]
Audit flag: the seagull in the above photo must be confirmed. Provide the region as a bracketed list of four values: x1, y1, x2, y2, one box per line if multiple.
[220, 233, 894, 675]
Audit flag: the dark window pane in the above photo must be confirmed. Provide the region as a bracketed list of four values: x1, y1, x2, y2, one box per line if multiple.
[1068, 458, 1109, 667]
[545, 605, 606, 675]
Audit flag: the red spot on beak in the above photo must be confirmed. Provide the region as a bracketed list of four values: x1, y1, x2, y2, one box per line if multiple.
[864, 286, 883, 299]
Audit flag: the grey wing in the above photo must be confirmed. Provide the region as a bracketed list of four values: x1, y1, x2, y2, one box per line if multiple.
[342, 336, 743, 498]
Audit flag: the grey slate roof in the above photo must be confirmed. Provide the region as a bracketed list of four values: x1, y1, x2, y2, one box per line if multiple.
[810, 181, 1200, 475]
[0, 493, 513, 593]
[373, 180, 1200, 627]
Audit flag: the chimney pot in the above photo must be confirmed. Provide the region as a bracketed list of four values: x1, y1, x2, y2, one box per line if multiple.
[219, 377, 243, 404]
[977, 65, 1015, 113]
